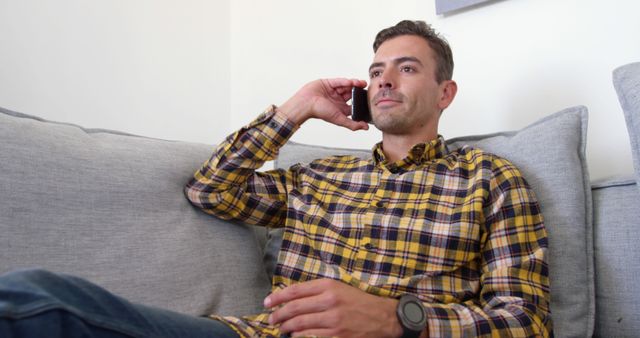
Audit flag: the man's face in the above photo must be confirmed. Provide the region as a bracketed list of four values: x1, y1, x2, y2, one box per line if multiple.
[367, 35, 446, 136]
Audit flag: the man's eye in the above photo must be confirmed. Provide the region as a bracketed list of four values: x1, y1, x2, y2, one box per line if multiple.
[369, 70, 381, 78]
[401, 66, 414, 73]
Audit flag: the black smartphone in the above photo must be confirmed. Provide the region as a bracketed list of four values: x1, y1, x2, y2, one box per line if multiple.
[351, 86, 372, 123]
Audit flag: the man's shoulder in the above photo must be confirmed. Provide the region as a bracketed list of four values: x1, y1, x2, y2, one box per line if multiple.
[447, 145, 524, 177]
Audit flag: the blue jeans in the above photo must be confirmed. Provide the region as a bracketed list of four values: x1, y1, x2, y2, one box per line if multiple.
[0, 269, 240, 338]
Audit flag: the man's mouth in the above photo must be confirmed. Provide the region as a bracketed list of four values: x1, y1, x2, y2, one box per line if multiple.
[375, 98, 400, 105]
[372, 89, 403, 106]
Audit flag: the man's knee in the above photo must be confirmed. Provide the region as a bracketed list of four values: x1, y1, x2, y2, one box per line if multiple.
[0, 268, 86, 300]
[0, 268, 105, 320]
[1, 268, 62, 285]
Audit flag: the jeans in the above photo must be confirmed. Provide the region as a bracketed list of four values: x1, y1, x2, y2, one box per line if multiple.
[0, 269, 240, 338]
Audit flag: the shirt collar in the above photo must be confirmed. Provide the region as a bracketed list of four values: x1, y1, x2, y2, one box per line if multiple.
[372, 135, 448, 169]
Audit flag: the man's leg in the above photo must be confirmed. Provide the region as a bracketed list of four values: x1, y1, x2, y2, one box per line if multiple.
[0, 269, 240, 338]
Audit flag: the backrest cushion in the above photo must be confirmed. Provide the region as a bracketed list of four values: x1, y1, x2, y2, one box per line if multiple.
[274, 106, 593, 337]
[613, 62, 640, 186]
[0, 106, 271, 317]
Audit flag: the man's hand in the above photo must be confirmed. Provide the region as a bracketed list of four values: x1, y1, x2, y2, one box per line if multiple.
[264, 278, 403, 338]
[278, 78, 370, 131]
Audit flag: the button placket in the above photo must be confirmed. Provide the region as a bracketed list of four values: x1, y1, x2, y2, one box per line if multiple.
[371, 171, 389, 209]
[363, 171, 388, 256]
[356, 217, 377, 263]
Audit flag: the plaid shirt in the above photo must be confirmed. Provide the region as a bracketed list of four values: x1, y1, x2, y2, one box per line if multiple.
[185, 106, 552, 337]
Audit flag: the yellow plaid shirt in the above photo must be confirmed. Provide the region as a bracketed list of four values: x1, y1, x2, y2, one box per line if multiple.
[185, 106, 552, 337]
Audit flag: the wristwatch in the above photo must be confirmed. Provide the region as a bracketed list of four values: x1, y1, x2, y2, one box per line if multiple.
[396, 294, 427, 338]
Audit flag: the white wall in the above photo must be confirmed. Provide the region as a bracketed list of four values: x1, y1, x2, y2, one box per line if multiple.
[0, 0, 229, 145]
[230, 0, 640, 180]
[2, 0, 639, 180]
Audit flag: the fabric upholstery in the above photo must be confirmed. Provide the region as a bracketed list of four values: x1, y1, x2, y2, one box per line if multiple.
[613, 62, 640, 185]
[0, 106, 271, 317]
[274, 106, 593, 338]
[600, 61, 640, 337]
[592, 179, 640, 337]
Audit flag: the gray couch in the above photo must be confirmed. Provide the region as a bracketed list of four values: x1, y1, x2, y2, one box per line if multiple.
[1, 62, 639, 338]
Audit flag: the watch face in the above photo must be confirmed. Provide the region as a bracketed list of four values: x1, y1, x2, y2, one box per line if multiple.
[397, 294, 427, 335]
[403, 302, 425, 324]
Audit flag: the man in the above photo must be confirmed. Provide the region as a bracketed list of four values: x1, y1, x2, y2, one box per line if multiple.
[0, 20, 551, 337]
[184, 20, 552, 337]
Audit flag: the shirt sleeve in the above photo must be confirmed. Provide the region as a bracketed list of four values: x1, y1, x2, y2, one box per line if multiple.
[184, 105, 299, 228]
[421, 157, 552, 337]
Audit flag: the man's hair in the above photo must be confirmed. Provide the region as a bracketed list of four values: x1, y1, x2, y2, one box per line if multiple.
[373, 20, 453, 83]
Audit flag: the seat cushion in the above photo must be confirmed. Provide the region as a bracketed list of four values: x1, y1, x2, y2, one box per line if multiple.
[0, 106, 271, 317]
[591, 178, 640, 337]
[274, 106, 593, 338]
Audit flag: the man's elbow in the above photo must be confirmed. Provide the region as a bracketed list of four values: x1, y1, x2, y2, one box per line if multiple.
[183, 179, 216, 210]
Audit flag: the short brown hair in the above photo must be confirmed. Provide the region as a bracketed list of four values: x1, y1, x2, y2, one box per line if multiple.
[373, 20, 453, 83]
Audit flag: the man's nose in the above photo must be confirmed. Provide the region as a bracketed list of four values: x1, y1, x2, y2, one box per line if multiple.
[378, 72, 394, 89]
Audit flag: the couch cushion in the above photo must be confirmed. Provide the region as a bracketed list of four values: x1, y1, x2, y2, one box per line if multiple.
[274, 106, 593, 338]
[0, 106, 271, 317]
[591, 178, 640, 337]
[613, 62, 640, 185]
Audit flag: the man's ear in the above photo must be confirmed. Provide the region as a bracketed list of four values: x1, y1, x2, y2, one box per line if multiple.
[437, 80, 458, 111]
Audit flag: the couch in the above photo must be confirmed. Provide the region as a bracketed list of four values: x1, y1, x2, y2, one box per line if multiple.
[1, 62, 639, 337]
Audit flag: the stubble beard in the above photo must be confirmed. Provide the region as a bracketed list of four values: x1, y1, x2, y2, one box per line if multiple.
[372, 111, 412, 135]
[371, 89, 412, 134]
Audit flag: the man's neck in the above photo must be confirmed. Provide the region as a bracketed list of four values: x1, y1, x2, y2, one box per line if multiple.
[381, 131, 438, 163]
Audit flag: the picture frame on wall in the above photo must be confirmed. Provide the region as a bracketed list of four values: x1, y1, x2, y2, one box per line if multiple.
[435, 0, 496, 15]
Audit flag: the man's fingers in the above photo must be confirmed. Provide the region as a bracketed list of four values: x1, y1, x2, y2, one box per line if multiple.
[342, 119, 370, 132]
[268, 294, 330, 325]
[332, 112, 370, 131]
[327, 103, 370, 131]
[335, 87, 353, 102]
[334, 79, 367, 102]
[264, 281, 322, 308]
[291, 329, 336, 338]
[324, 78, 366, 91]
[323, 78, 366, 101]
[279, 311, 337, 335]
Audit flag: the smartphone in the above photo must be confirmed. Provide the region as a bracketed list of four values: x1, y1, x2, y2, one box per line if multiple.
[351, 86, 372, 123]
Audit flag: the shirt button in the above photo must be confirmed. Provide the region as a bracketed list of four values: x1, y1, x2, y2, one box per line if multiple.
[364, 243, 373, 250]
[375, 200, 384, 208]
[269, 121, 278, 128]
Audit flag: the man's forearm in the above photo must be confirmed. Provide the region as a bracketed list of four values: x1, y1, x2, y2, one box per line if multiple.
[420, 297, 550, 337]
[184, 106, 296, 226]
